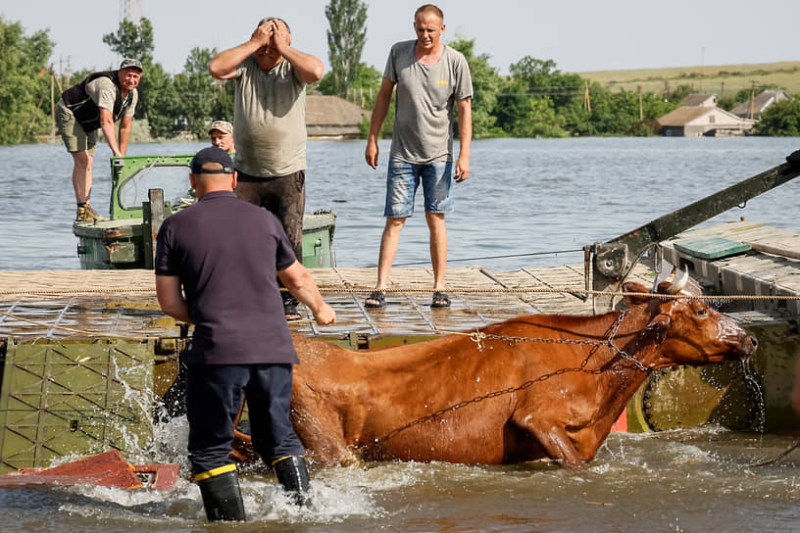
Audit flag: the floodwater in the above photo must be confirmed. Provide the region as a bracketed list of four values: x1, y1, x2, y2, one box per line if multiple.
[1, 137, 800, 531]
[2, 422, 800, 532]
[1, 136, 799, 270]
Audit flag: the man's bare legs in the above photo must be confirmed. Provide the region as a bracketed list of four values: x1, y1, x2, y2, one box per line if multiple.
[375, 216, 407, 289]
[426, 212, 447, 290]
[71, 151, 108, 222]
[366, 213, 448, 307]
[365, 217, 406, 307]
[70, 150, 93, 204]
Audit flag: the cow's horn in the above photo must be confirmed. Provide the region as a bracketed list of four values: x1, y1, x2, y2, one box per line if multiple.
[666, 269, 689, 294]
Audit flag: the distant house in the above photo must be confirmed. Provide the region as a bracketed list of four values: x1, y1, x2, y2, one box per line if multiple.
[306, 95, 371, 139]
[680, 93, 718, 107]
[730, 89, 789, 120]
[657, 106, 754, 137]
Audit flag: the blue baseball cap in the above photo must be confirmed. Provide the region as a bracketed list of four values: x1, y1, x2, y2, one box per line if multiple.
[190, 146, 234, 174]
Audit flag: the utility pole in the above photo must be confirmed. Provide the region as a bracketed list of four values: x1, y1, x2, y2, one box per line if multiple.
[61, 56, 72, 88]
[120, 0, 142, 23]
[50, 64, 55, 139]
[748, 80, 757, 120]
[699, 46, 705, 92]
[584, 80, 591, 113]
[638, 85, 643, 121]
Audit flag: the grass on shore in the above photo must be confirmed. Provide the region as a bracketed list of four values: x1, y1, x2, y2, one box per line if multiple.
[578, 60, 800, 96]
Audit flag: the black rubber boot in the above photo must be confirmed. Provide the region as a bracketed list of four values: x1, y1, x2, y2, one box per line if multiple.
[273, 455, 311, 506]
[196, 467, 246, 522]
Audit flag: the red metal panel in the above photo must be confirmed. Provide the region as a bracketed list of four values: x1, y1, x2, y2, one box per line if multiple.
[0, 450, 179, 489]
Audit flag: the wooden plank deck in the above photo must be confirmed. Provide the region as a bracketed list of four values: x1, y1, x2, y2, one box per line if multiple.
[0, 222, 797, 341]
[0, 263, 615, 340]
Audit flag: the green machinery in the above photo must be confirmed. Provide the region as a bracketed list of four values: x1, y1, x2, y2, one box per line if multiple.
[72, 155, 337, 270]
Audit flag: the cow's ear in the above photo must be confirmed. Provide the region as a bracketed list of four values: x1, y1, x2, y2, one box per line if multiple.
[622, 282, 651, 306]
[643, 313, 670, 343]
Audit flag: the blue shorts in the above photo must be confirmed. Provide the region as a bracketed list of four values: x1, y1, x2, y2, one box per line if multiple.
[384, 157, 454, 218]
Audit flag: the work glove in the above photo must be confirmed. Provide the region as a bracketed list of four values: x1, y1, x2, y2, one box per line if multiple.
[787, 149, 800, 169]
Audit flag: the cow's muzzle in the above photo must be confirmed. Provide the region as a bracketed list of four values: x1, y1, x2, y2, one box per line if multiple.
[739, 333, 758, 357]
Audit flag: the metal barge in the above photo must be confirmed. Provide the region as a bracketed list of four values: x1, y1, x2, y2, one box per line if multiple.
[71, 154, 337, 270]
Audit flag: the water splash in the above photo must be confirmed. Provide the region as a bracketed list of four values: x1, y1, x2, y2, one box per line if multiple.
[741, 355, 766, 433]
[106, 349, 157, 465]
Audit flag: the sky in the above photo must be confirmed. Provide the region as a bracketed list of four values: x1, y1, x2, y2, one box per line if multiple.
[3, 0, 799, 77]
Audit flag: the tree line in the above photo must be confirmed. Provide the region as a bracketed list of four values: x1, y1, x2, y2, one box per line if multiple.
[1, 8, 799, 146]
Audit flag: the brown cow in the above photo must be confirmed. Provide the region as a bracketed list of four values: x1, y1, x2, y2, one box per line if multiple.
[237, 279, 757, 468]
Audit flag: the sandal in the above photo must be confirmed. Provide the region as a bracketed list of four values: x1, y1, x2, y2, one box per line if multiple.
[364, 291, 385, 308]
[283, 297, 302, 321]
[431, 291, 451, 308]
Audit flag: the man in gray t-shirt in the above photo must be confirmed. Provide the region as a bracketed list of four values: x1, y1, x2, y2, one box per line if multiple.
[209, 17, 324, 320]
[364, 4, 473, 309]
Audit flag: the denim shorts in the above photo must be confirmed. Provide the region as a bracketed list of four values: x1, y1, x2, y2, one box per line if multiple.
[384, 157, 454, 218]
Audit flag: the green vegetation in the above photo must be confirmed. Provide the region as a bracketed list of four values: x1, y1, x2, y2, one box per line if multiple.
[757, 98, 800, 136]
[0, 16, 54, 144]
[102, 19, 232, 139]
[449, 39, 500, 138]
[324, 0, 368, 97]
[0, 14, 797, 145]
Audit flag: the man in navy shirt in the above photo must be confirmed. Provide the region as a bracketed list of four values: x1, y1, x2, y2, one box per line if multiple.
[155, 146, 335, 522]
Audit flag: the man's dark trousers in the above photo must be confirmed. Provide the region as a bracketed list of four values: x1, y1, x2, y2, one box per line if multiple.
[186, 363, 304, 474]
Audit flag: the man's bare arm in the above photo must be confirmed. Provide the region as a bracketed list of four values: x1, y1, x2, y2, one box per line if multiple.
[99, 108, 123, 157]
[278, 261, 336, 325]
[118, 115, 133, 156]
[155, 275, 192, 324]
[455, 98, 472, 182]
[271, 20, 323, 83]
[208, 24, 271, 80]
[364, 77, 395, 168]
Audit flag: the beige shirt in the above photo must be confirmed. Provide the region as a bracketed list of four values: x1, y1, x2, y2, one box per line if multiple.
[86, 76, 137, 117]
[232, 56, 307, 177]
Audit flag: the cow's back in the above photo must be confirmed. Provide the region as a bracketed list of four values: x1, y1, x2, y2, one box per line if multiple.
[288, 333, 550, 464]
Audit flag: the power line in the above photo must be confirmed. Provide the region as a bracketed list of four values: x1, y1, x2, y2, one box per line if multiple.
[392, 248, 584, 267]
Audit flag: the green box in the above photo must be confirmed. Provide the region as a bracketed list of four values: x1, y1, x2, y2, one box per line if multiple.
[0, 338, 155, 473]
